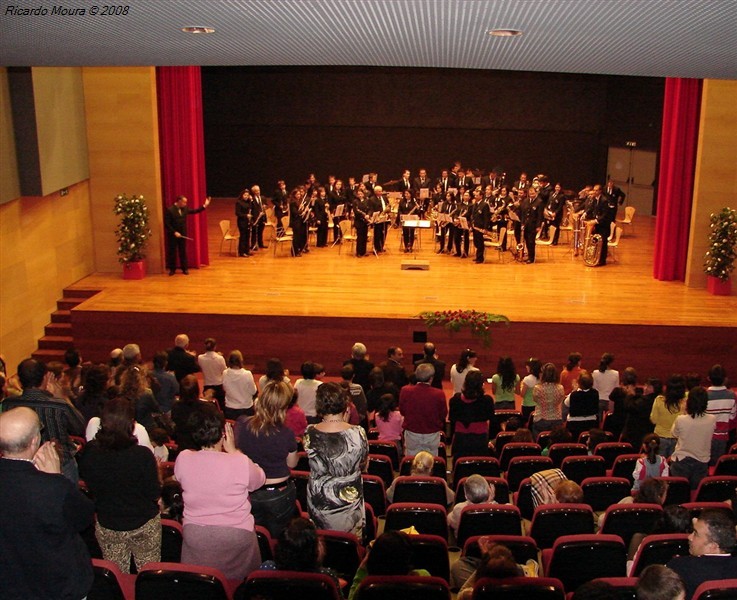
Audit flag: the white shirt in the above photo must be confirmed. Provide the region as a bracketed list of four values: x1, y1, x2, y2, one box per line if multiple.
[197, 351, 227, 386]
[222, 367, 257, 410]
[593, 369, 620, 401]
[294, 378, 322, 417]
[450, 364, 479, 395]
[85, 417, 154, 452]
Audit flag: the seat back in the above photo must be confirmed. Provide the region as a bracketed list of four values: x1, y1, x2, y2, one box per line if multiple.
[658, 476, 691, 506]
[255, 525, 274, 562]
[399, 455, 447, 478]
[407, 534, 450, 582]
[599, 503, 664, 548]
[578, 430, 615, 445]
[135, 562, 230, 600]
[528, 503, 595, 549]
[590, 577, 638, 600]
[451, 456, 501, 489]
[692, 579, 737, 600]
[456, 503, 522, 547]
[339, 219, 354, 239]
[630, 533, 690, 577]
[512, 478, 535, 520]
[623, 206, 636, 222]
[561, 455, 607, 484]
[318, 529, 364, 582]
[160, 518, 183, 563]
[499, 443, 542, 471]
[714, 454, 737, 476]
[610, 454, 641, 485]
[384, 502, 448, 541]
[218, 219, 231, 237]
[356, 575, 450, 600]
[695, 476, 737, 502]
[366, 454, 394, 487]
[491, 431, 517, 455]
[237, 569, 342, 600]
[463, 534, 539, 565]
[581, 477, 632, 512]
[455, 476, 509, 505]
[362, 473, 387, 516]
[368, 440, 400, 470]
[547, 443, 588, 468]
[90, 558, 134, 600]
[506, 456, 554, 492]
[472, 576, 565, 600]
[546, 534, 627, 593]
[681, 501, 732, 519]
[392, 476, 449, 507]
[290, 469, 310, 510]
[594, 442, 634, 470]
[364, 502, 378, 544]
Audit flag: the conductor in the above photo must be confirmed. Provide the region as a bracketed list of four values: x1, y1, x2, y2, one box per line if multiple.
[165, 195, 211, 275]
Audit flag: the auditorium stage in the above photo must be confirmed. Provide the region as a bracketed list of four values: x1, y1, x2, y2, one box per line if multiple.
[67, 199, 736, 380]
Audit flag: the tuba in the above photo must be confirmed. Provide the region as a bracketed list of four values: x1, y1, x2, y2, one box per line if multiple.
[584, 232, 603, 266]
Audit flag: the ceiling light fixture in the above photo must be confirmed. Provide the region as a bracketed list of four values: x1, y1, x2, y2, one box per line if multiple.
[488, 29, 523, 37]
[182, 26, 215, 34]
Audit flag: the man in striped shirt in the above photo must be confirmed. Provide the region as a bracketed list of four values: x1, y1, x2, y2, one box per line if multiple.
[705, 364, 736, 464]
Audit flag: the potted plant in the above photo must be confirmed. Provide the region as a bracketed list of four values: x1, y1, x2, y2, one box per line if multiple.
[703, 207, 737, 295]
[114, 194, 152, 280]
[416, 309, 510, 347]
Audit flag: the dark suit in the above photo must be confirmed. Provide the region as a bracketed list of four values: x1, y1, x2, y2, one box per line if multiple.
[235, 196, 253, 256]
[605, 184, 626, 205]
[456, 175, 472, 191]
[167, 346, 200, 382]
[412, 176, 431, 193]
[380, 359, 409, 389]
[592, 194, 615, 265]
[251, 195, 266, 248]
[471, 199, 492, 263]
[370, 194, 389, 252]
[414, 356, 446, 389]
[398, 178, 412, 195]
[0, 459, 94, 600]
[520, 195, 543, 262]
[165, 202, 206, 272]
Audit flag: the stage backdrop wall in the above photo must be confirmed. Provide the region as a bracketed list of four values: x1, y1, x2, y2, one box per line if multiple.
[202, 66, 664, 196]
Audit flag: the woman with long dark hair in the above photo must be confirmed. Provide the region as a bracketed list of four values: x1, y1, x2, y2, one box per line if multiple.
[593, 352, 620, 419]
[669, 386, 716, 489]
[79, 397, 161, 573]
[235, 188, 254, 257]
[650, 374, 686, 458]
[449, 370, 497, 459]
[450, 349, 479, 395]
[235, 380, 299, 538]
[491, 356, 519, 409]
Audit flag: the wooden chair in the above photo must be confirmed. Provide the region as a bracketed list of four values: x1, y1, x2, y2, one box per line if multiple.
[607, 225, 624, 261]
[338, 219, 357, 255]
[218, 219, 239, 255]
[273, 216, 294, 256]
[483, 226, 506, 263]
[617, 206, 636, 234]
[534, 225, 556, 261]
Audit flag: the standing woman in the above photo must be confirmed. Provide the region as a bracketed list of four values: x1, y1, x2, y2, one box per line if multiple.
[314, 187, 329, 247]
[450, 349, 479, 395]
[235, 188, 253, 257]
[353, 188, 371, 258]
[197, 337, 227, 411]
[560, 352, 583, 396]
[289, 186, 308, 257]
[174, 403, 266, 579]
[235, 381, 299, 538]
[398, 189, 419, 252]
[650, 374, 686, 458]
[564, 371, 600, 441]
[520, 358, 542, 421]
[449, 370, 496, 459]
[79, 397, 161, 574]
[669, 386, 716, 490]
[532, 363, 566, 438]
[303, 382, 369, 538]
[491, 356, 519, 410]
[119, 366, 160, 432]
[454, 190, 472, 258]
[222, 350, 258, 421]
[593, 352, 620, 419]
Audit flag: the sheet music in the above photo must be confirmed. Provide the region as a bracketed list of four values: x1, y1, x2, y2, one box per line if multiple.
[458, 216, 469, 230]
[334, 204, 345, 217]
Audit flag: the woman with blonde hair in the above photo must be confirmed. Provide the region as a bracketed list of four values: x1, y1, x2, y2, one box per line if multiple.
[235, 380, 299, 538]
[386, 450, 455, 505]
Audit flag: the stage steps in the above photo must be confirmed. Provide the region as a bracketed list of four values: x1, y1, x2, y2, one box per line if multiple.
[31, 288, 101, 363]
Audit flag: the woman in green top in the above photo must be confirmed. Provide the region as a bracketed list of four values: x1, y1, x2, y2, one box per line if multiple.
[491, 356, 519, 410]
[520, 358, 542, 420]
[650, 374, 686, 458]
[348, 531, 430, 600]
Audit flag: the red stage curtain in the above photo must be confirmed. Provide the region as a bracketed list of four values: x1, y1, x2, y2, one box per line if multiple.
[156, 66, 209, 268]
[653, 78, 702, 281]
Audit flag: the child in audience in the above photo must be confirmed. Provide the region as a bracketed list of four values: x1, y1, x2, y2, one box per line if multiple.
[632, 433, 669, 492]
[149, 427, 171, 463]
[284, 387, 307, 439]
[159, 480, 184, 522]
[374, 393, 403, 454]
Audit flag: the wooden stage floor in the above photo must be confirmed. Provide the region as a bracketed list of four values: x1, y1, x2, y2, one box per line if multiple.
[68, 199, 736, 378]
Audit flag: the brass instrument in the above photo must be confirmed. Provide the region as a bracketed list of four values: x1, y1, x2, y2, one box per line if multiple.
[572, 212, 586, 256]
[514, 225, 526, 262]
[584, 233, 603, 266]
[298, 194, 312, 222]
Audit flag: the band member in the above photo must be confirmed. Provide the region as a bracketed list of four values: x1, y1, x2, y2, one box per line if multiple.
[370, 185, 390, 253]
[365, 173, 378, 195]
[482, 169, 502, 190]
[586, 184, 616, 266]
[605, 178, 626, 206]
[165, 194, 211, 274]
[412, 168, 431, 194]
[305, 173, 319, 195]
[272, 180, 288, 215]
[471, 188, 491, 264]
[289, 187, 309, 257]
[353, 189, 371, 257]
[455, 170, 472, 192]
[490, 185, 510, 251]
[436, 169, 451, 194]
[520, 186, 543, 263]
[436, 191, 454, 254]
[540, 182, 566, 245]
[398, 169, 412, 195]
[328, 179, 347, 242]
[314, 187, 329, 247]
[453, 190, 472, 258]
[513, 172, 529, 194]
[399, 189, 420, 252]
[508, 189, 524, 250]
[346, 176, 359, 201]
[235, 188, 254, 257]
[250, 185, 266, 251]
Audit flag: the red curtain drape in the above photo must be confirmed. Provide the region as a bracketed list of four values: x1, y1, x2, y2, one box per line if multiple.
[156, 66, 209, 268]
[652, 78, 702, 281]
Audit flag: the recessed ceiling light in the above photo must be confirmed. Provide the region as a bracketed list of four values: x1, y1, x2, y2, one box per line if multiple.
[488, 29, 523, 37]
[182, 26, 215, 34]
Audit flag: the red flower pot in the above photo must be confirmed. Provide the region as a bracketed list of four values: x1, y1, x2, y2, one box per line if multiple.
[122, 261, 146, 280]
[707, 275, 731, 295]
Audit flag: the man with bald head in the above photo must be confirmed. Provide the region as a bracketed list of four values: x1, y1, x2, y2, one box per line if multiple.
[167, 333, 200, 382]
[0, 407, 94, 600]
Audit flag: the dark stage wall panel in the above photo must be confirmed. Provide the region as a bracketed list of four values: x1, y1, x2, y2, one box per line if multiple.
[72, 311, 733, 384]
[202, 66, 663, 196]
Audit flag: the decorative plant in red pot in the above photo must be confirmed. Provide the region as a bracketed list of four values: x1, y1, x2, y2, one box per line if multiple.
[703, 207, 736, 295]
[114, 194, 152, 280]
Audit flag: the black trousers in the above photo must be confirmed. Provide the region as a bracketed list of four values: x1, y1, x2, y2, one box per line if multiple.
[524, 226, 537, 262]
[167, 234, 188, 271]
[473, 228, 486, 262]
[355, 221, 369, 256]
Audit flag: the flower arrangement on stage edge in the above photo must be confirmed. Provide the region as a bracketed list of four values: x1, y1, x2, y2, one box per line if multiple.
[703, 207, 737, 282]
[114, 194, 152, 264]
[416, 309, 510, 347]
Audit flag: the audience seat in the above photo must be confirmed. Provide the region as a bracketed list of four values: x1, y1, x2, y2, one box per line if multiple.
[512, 478, 535, 520]
[581, 477, 632, 513]
[578, 430, 615, 446]
[472, 576, 565, 600]
[160, 518, 183, 563]
[506, 456, 554, 492]
[629, 533, 690, 577]
[90, 558, 135, 600]
[499, 442, 542, 472]
[364, 502, 378, 543]
[713, 454, 737, 476]
[560, 455, 607, 484]
[290, 469, 309, 510]
[655, 475, 691, 506]
[456, 503, 522, 547]
[355, 575, 451, 600]
[599, 503, 663, 548]
[608, 454, 641, 484]
[368, 440, 400, 470]
[361, 473, 387, 516]
[589, 577, 638, 600]
[528, 503, 595, 549]
[255, 525, 274, 562]
[135, 562, 232, 600]
[236, 569, 342, 600]
[407, 534, 450, 583]
[366, 454, 394, 488]
[295, 451, 310, 472]
[547, 443, 588, 468]
[462, 534, 539, 565]
[392, 475, 451, 507]
[455, 476, 509, 504]
[399, 455, 447, 479]
[384, 502, 448, 541]
[490, 431, 517, 456]
[594, 442, 635, 470]
[692, 579, 737, 600]
[695, 475, 737, 502]
[680, 501, 732, 518]
[451, 456, 502, 490]
[318, 529, 364, 583]
[542, 534, 627, 593]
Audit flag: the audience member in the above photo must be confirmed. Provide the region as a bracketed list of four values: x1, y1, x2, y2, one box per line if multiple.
[636, 565, 686, 600]
[450, 348, 479, 395]
[379, 346, 409, 389]
[149, 427, 170, 462]
[632, 433, 669, 492]
[160, 480, 184, 522]
[456, 542, 532, 599]
[222, 349, 257, 420]
[366, 366, 399, 414]
[294, 361, 324, 425]
[650, 374, 685, 458]
[343, 342, 374, 394]
[386, 451, 455, 505]
[374, 392, 404, 454]
[705, 364, 736, 464]
[628, 504, 692, 564]
[197, 337, 227, 410]
[448, 474, 496, 535]
[491, 356, 519, 409]
[119, 365, 160, 431]
[449, 370, 496, 459]
[284, 386, 307, 438]
[560, 352, 583, 396]
[414, 342, 446, 389]
[150, 351, 179, 414]
[258, 357, 291, 390]
[593, 352, 619, 418]
[670, 386, 717, 489]
[171, 374, 212, 450]
[541, 423, 573, 456]
[75, 363, 110, 424]
[166, 333, 200, 382]
[399, 363, 447, 456]
[520, 357, 542, 420]
[532, 362, 565, 437]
